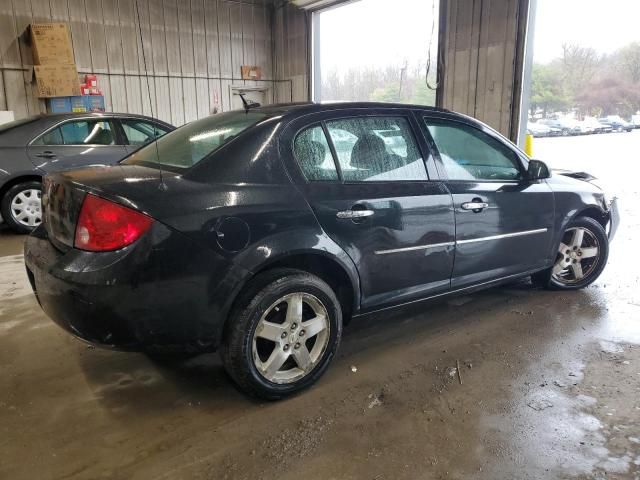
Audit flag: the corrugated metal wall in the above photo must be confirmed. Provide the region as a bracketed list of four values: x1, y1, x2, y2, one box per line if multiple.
[273, 2, 309, 106]
[439, 0, 528, 139]
[0, 0, 310, 125]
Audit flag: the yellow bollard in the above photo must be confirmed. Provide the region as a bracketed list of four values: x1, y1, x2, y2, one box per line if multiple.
[524, 133, 534, 157]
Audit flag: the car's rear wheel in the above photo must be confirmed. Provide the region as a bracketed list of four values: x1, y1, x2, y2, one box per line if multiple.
[1, 181, 42, 234]
[533, 216, 608, 290]
[221, 268, 342, 399]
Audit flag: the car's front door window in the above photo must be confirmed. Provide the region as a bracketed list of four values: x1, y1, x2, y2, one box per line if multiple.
[325, 117, 427, 182]
[33, 120, 117, 146]
[424, 120, 522, 181]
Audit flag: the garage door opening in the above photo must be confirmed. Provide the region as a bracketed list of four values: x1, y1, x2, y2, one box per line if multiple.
[311, 0, 439, 105]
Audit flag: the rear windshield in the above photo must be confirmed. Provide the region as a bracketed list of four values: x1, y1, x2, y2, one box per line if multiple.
[0, 116, 39, 134]
[122, 111, 267, 170]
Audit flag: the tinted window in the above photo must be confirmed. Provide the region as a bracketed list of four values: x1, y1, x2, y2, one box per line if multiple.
[293, 126, 338, 181]
[325, 117, 427, 182]
[121, 120, 171, 146]
[123, 111, 267, 170]
[425, 121, 521, 181]
[34, 120, 116, 146]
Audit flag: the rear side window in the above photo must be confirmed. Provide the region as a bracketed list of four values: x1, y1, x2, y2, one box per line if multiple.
[123, 111, 267, 170]
[325, 117, 427, 182]
[33, 120, 116, 146]
[425, 120, 522, 181]
[121, 120, 171, 146]
[293, 126, 338, 181]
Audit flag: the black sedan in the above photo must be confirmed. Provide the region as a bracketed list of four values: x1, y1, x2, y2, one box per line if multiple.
[24, 102, 619, 399]
[0, 113, 174, 233]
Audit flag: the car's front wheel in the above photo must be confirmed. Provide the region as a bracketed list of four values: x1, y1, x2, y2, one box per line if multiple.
[533, 216, 609, 290]
[1, 181, 42, 234]
[221, 268, 342, 399]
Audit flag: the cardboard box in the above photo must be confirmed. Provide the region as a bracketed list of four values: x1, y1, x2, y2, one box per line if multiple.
[30, 23, 74, 65]
[46, 95, 105, 113]
[83, 95, 105, 112]
[34, 64, 81, 98]
[46, 97, 72, 113]
[84, 74, 97, 87]
[241, 65, 263, 80]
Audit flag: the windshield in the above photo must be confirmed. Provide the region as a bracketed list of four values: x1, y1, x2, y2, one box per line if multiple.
[0, 116, 39, 134]
[122, 111, 267, 170]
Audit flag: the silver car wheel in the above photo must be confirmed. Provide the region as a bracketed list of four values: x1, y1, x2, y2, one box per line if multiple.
[551, 226, 600, 285]
[252, 292, 330, 384]
[10, 188, 42, 227]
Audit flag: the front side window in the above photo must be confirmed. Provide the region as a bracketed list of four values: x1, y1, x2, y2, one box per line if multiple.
[293, 125, 339, 181]
[425, 120, 522, 181]
[34, 120, 116, 146]
[325, 117, 427, 182]
[121, 120, 171, 146]
[123, 111, 267, 170]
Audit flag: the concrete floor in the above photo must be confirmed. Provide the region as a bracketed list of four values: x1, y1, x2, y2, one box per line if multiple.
[1, 131, 639, 480]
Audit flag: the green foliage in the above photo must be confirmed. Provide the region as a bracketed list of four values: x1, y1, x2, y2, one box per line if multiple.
[530, 63, 571, 114]
[369, 84, 401, 103]
[411, 81, 436, 106]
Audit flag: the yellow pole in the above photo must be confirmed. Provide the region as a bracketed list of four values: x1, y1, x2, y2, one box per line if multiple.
[524, 133, 534, 157]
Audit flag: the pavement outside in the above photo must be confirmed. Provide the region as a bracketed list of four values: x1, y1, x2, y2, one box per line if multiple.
[1, 131, 639, 480]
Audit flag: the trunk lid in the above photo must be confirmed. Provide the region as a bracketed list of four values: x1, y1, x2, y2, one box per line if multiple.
[43, 164, 179, 249]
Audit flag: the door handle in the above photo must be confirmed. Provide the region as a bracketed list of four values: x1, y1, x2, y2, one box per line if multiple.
[35, 151, 56, 159]
[461, 201, 489, 212]
[336, 209, 374, 219]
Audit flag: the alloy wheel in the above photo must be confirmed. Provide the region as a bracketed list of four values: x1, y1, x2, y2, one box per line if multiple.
[10, 189, 42, 227]
[552, 226, 600, 285]
[252, 292, 330, 384]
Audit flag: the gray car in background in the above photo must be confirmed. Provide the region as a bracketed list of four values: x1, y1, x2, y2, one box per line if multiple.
[0, 113, 174, 233]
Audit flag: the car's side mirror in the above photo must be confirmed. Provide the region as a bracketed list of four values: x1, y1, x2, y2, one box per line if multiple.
[526, 159, 550, 181]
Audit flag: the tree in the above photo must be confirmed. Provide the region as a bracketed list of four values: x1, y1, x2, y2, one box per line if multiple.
[369, 84, 400, 103]
[617, 42, 640, 84]
[411, 81, 436, 106]
[576, 77, 640, 117]
[560, 43, 600, 98]
[530, 63, 571, 116]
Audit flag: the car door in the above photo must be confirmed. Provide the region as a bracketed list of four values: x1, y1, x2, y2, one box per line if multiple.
[421, 114, 555, 289]
[119, 118, 173, 154]
[283, 109, 455, 311]
[27, 118, 127, 172]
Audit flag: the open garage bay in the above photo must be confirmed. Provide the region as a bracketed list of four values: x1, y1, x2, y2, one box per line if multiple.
[1, 132, 639, 479]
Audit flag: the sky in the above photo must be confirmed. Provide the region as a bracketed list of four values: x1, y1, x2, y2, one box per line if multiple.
[317, 0, 640, 72]
[533, 0, 640, 63]
[318, 0, 438, 74]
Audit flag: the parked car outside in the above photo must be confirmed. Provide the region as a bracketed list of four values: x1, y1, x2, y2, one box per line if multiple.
[527, 122, 561, 137]
[0, 113, 174, 233]
[631, 114, 640, 129]
[24, 102, 619, 399]
[582, 117, 612, 134]
[598, 116, 633, 132]
[539, 118, 582, 136]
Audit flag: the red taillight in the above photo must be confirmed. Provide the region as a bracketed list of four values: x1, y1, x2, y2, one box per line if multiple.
[74, 194, 154, 252]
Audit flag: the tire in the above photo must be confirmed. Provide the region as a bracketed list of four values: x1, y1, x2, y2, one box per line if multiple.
[221, 268, 343, 400]
[0, 181, 42, 234]
[532, 216, 608, 290]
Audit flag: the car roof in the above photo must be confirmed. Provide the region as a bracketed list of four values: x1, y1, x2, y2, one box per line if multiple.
[251, 101, 450, 119]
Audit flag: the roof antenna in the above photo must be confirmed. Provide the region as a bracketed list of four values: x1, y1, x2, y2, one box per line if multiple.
[135, 0, 167, 192]
[239, 92, 260, 112]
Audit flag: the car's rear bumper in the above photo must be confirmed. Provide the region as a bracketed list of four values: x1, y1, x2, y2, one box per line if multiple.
[24, 224, 249, 351]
